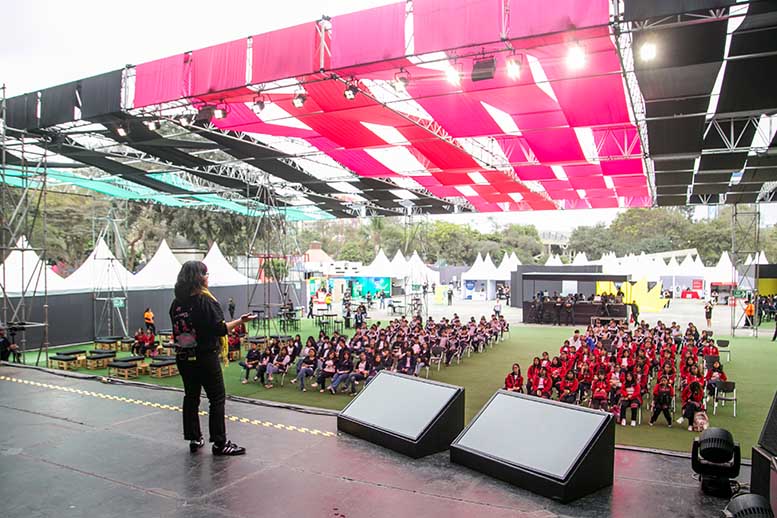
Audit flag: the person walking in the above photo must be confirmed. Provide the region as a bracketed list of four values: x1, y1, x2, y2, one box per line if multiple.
[170, 261, 256, 456]
[143, 307, 156, 334]
[227, 297, 236, 320]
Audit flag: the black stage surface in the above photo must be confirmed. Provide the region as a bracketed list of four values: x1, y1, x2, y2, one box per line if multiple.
[0, 365, 746, 518]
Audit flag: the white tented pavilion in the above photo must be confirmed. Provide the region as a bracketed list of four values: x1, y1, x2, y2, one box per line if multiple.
[0, 236, 68, 296]
[129, 240, 182, 290]
[61, 238, 133, 293]
[462, 253, 500, 300]
[202, 243, 256, 287]
[359, 248, 392, 278]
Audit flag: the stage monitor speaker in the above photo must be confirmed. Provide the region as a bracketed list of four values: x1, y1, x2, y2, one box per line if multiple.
[450, 390, 615, 503]
[337, 371, 465, 458]
[760, 390, 777, 456]
[751, 446, 777, 513]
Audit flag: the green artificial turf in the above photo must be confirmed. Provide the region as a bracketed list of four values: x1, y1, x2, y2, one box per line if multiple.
[23, 320, 776, 456]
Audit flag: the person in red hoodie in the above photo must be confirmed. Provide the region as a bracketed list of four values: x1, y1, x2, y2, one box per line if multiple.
[683, 363, 704, 391]
[577, 363, 593, 401]
[704, 360, 727, 397]
[608, 364, 624, 407]
[504, 363, 524, 393]
[526, 357, 541, 394]
[590, 371, 609, 410]
[559, 370, 579, 404]
[619, 371, 642, 426]
[701, 340, 719, 358]
[649, 375, 675, 427]
[678, 381, 704, 431]
[548, 356, 566, 393]
[532, 367, 552, 398]
[617, 348, 635, 373]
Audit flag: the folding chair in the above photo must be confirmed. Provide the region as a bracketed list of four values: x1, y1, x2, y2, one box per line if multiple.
[430, 346, 445, 371]
[716, 339, 731, 362]
[713, 381, 737, 417]
[703, 354, 720, 372]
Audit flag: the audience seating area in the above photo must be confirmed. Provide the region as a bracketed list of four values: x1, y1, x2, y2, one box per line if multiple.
[503, 319, 736, 432]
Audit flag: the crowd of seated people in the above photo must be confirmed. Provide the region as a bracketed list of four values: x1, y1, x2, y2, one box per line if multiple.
[237, 313, 510, 395]
[132, 328, 157, 356]
[503, 319, 728, 431]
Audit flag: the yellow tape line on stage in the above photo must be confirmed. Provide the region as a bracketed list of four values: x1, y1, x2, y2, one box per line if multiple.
[0, 375, 335, 438]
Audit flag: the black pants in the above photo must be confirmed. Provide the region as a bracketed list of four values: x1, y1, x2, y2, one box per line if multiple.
[564, 311, 573, 325]
[145, 322, 156, 334]
[176, 350, 227, 445]
[650, 407, 672, 425]
[620, 400, 638, 422]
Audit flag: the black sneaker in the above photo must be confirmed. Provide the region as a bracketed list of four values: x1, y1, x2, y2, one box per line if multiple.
[212, 441, 246, 456]
[189, 437, 205, 452]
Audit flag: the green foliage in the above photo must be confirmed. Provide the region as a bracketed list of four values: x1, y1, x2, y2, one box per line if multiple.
[261, 258, 289, 281]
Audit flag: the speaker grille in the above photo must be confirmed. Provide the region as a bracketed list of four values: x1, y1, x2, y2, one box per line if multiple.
[760, 391, 777, 456]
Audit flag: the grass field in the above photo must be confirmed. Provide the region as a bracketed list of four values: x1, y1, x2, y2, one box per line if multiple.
[24, 319, 776, 456]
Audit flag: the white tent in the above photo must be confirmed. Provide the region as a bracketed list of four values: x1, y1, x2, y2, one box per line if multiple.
[0, 236, 68, 296]
[745, 254, 754, 266]
[758, 251, 770, 265]
[571, 252, 588, 265]
[705, 251, 736, 284]
[359, 248, 392, 277]
[407, 251, 440, 285]
[545, 254, 563, 266]
[509, 251, 521, 266]
[62, 238, 133, 293]
[388, 249, 409, 279]
[129, 240, 182, 290]
[202, 243, 255, 286]
[495, 253, 519, 280]
[462, 253, 500, 298]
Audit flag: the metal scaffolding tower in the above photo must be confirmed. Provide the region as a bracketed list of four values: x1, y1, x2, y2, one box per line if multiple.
[1, 83, 51, 365]
[730, 204, 760, 336]
[91, 201, 130, 339]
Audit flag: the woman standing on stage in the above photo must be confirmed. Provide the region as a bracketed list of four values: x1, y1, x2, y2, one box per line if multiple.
[170, 261, 256, 456]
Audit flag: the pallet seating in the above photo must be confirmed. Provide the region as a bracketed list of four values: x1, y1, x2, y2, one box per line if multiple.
[108, 361, 138, 379]
[85, 352, 115, 370]
[48, 354, 79, 371]
[95, 338, 118, 351]
[119, 338, 135, 352]
[150, 360, 178, 378]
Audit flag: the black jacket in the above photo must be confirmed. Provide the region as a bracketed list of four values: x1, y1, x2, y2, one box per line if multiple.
[170, 294, 227, 354]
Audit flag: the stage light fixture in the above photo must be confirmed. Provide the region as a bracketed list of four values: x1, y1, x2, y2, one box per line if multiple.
[252, 96, 266, 114]
[691, 427, 741, 498]
[506, 56, 521, 80]
[292, 93, 307, 108]
[471, 57, 496, 82]
[446, 66, 461, 85]
[393, 68, 410, 91]
[344, 84, 359, 100]
[213, 106, 227, 119]
[178, 114, 193, 126]
[116, 125, 128, 137]
[566, 44, 586, 70]
[144, 120, 160, 131]
[723, 493, 774, 518]
[639, 42, 657, 62]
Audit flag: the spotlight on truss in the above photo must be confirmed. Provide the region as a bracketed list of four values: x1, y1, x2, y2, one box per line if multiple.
[566, 44, 586, 70]
[393, 68, 410, 90]
[506, 55, 521, 80]
[212, 106, 227, 119]
[292, 93, 307, 108]
[252, 97, 266, 114]
[116, 124, 128, 137]
[344, 84, 359, 100]
[144, 119, 161, 131]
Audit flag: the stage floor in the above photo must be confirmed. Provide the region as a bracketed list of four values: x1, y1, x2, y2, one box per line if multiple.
[0, 365, 746, 518]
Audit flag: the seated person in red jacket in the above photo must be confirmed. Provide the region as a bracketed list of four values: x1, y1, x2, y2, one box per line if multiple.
[649, 375, 675, 427]
[701, 340, 719, 357]
[504, 363, 524, 393]
[559, 370, 579, 404]
[678, 381, 704, 431]
[532, 368, 552, 398]
[140, 328, 156, 356]
[540, 351, 551, 369]
[577, 363, 593, 401]
[131, 328, 145, 355]
[704, 360, 727, 396]
[608, 364, 624, 407]
[659, 362, 676, 387]
[619, 372, 642, 427]
[526, 357, 541, 394]
[683, 363, 704, 391]
[548, 356, 565, 392]
[590, 371, 609, 410]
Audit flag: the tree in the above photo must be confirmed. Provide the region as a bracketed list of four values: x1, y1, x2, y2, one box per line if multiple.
[568, 223, 612, 261]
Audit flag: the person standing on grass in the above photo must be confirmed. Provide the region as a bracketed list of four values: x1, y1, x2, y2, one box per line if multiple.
[704, 301, 713, 329]
[144, 307, 156, 334]
[170, 261, 257, 456]
[228, 297, 236, 320]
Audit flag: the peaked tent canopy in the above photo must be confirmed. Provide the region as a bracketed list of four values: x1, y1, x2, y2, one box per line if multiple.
[359, 248, 392, 278]
[62, 238, 133, 293]
[129, 240, 182, 290]
[202, 243, 255, 287]
[0, 236, 68, 296]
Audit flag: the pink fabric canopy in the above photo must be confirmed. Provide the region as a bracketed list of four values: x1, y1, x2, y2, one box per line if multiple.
[130, 0, 648, 213]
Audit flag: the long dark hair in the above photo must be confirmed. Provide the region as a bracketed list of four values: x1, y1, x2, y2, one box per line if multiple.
[174, 261, 208, 301]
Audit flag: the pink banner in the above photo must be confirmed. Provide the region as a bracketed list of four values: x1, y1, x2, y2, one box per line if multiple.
[331, 2, 407, 69]
[552, 75, 631, 127]
[508, 0, 609, 40]
[252, 23, 318, 84]
[523, 128, 586, 162]
[190, 39, 247, 97]
[601, 159, 644, 176]
[134, 54, 186, 108]
[414, 0, 502, 54]
[568, 175, 606, 190]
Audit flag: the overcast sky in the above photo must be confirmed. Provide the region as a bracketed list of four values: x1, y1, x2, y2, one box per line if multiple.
[2, 1, 772, 230]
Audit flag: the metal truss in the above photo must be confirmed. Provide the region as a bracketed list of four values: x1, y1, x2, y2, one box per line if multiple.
[704, 116, 776, 154]
[91, 202, 130, 339]
[730, 204, 760, 336]
[1, 84, 51, 364]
